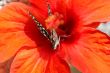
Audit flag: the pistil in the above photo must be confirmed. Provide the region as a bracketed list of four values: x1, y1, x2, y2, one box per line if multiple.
[45, 12, 64, 30]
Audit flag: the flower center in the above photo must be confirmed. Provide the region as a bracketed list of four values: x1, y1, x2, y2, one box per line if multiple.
[45, 12, 64, 31]
[29, 11, 67, 50]
[44, 12, 65, 50]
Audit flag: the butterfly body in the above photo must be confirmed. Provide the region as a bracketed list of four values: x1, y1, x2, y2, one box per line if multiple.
[50, 29, 60, 50]
[29, 12, 60, 50]
[29, 2, 60, 50]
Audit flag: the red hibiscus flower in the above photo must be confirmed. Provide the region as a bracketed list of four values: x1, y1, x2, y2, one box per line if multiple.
[0, 0, 110, 73]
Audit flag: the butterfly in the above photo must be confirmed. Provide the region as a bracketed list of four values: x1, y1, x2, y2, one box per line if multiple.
[28, 2, 60, 50]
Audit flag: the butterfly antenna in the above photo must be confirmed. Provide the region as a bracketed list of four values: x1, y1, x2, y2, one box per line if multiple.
[46, 1, 52, 16]
[28, 11, 51, 40]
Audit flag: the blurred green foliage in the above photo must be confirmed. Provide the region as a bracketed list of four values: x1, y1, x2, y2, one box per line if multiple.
[70, 65, 81, 73]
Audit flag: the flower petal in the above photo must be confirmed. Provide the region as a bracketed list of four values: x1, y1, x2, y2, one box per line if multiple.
[29, 0, 110, 28]
[0, 62, 8, 73]
[29, 0, 47, 13]
[0, 2, 29, 23]
[10, 47, 70, 73]
[71, 0, 110, 26]
[61, 28, 110, 73]
[29, 0, 73, 25]
[0, 58, 12, 73]
[29, 0, 48, 25]
[0, 3, 36, 63]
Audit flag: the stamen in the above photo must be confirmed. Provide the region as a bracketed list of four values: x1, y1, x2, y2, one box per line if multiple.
[45, 12, 64, 30]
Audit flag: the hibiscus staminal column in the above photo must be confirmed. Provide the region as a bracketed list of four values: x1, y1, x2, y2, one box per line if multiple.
[45, 12, 64, 49]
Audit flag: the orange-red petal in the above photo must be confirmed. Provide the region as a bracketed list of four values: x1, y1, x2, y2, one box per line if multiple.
[61, 27, 110, 73]
[0, 3, 36, 63]
[30, 0, 110, 27]
[10, 47, 70, 73]
[29, 0, 48, 25]
[70, 0, 110, 26]
[29, 0, 70, 30]
[0, 59, 12, 73]
[28, 0, 110, 34]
